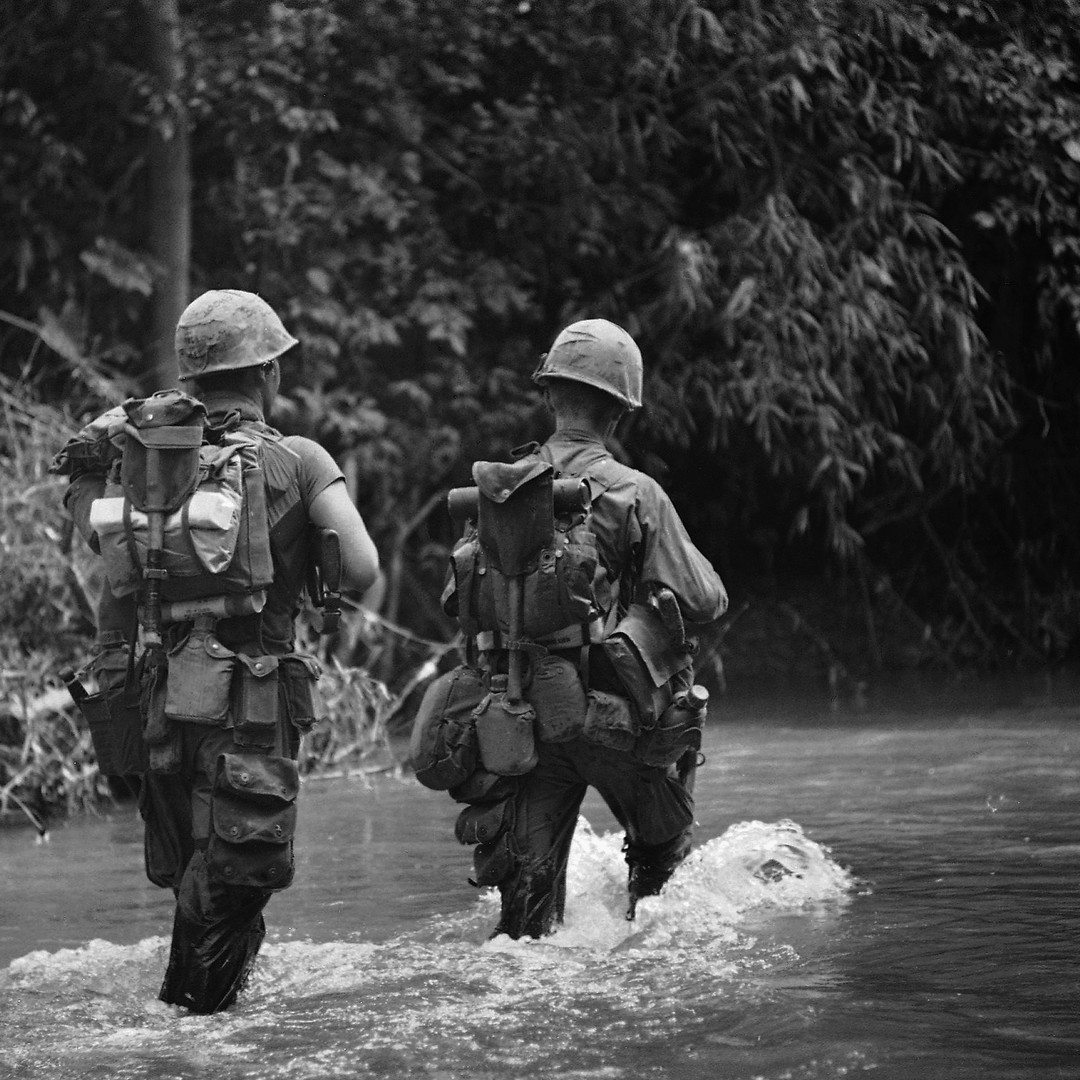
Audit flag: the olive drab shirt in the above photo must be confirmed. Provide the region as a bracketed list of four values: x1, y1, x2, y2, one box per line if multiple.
[531, 429, 727, 625]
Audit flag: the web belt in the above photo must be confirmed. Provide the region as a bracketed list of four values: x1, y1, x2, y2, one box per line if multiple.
[475, 616, 605, 654]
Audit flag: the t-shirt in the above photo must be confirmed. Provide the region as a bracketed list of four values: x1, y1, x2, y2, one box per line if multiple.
[215, 418, 344, 654]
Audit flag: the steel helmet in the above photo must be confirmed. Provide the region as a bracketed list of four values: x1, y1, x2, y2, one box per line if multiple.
[532, 318, 643, 410]
[175, 289, 298, 381]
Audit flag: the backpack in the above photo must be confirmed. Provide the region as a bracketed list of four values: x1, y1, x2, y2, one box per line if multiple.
[87, 389, 274, 617]
[432, 459, 603, 775]
[439, 456, 696, 763]
[441, 459, 602, 650]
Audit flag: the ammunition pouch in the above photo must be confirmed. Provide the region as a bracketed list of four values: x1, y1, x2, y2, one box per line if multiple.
[206, 752, 298, 890]
[231, 654, 282, 750]
[410, 665, 484, 791]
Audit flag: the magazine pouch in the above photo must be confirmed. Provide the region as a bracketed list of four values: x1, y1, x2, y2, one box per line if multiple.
[231, 654, 281, 750]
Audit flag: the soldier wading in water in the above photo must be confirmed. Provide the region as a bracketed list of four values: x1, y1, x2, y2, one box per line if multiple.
[54, 290, 379, 1012]
[413, 318, 727, 937]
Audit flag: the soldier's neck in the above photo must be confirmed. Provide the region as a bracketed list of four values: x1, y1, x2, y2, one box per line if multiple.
[199, 387, 266, 422]
[553, 422, 609, 443]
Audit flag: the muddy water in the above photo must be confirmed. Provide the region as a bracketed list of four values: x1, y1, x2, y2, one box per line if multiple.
[1, 691, 1077, 1079]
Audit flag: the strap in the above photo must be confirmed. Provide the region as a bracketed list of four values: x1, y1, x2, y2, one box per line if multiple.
[475, 616, 605, 653]
[121, 498, 142, 579]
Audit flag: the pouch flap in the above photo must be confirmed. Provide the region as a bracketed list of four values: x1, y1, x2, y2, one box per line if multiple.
[235, 654, 280, 678]
[609, 603, 689, 687]
[217, 752, 298, 803]
[206, 837, 295, 889]
[279, 653, 322, 680]
[212, 793, 297, 845]
[123, 390, 206, 430]
[471, 459, 552, 503]
[123, 424, 204, 450]
[454, 799, 510, 845]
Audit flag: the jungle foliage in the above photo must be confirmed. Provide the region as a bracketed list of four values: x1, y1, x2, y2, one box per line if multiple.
[2, 0, 1080, 680]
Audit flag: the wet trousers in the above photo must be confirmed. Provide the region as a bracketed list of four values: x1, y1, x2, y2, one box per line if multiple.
[139, 718, 298, 1013]
[471, 738, 695, 940]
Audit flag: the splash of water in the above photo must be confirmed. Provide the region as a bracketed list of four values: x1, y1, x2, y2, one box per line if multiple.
[0, 819, 853, 1079]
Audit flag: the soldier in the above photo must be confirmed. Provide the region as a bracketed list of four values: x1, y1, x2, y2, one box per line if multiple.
[57, 290, 379, 1011]
[437, 318, 727, 938]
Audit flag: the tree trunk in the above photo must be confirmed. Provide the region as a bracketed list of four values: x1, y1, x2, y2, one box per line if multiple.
[143, 0, 190, 391]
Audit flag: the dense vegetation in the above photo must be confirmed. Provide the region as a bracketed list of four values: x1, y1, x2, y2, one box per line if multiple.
[2, 1, 1079, 819]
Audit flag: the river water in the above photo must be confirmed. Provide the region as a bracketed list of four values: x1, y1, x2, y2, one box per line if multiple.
[1, 686, 1078, 1079]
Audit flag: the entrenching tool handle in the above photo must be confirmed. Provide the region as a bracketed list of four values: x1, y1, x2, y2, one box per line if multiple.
[141, 474, 168, 649]
[505, 575, 527, 704]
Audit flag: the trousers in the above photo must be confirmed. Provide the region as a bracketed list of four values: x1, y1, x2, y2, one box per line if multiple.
[467, 737, 695, 939]
[139, 716, 299, 1013]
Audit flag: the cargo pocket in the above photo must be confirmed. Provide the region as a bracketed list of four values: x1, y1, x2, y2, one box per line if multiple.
[205, 752, 298, 890]
[471, 831, 515, 887]
[449, 767, 516, 805]
[454, 797, 512, 846]
[164, 631, 235, 724]
[231, 655, 281, 749]
[583, 689, 638, 752]
[279, 653, 324, 733]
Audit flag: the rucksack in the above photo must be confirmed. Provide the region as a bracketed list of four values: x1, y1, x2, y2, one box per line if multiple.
[88, 389, 274, 618]
[438, 455, 696, 765]
[441, 458, 603, 650]
[433, 459, 603, 776]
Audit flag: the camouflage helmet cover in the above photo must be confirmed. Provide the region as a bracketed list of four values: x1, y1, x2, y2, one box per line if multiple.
[175, 289, 298, 381]
[532, 318, 643, 410]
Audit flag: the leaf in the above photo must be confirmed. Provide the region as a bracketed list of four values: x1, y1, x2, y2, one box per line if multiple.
[79, 238, 154, 297]
[36, 307, 85, 366]
[723, 277, 757, 321]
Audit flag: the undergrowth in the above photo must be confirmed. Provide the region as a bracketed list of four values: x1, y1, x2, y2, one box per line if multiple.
[0, 377, 429, 832]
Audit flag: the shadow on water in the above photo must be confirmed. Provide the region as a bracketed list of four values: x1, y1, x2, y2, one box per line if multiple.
[1, 676, 1078, 1080]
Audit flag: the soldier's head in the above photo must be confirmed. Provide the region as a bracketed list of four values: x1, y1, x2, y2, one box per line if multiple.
[175, 289, 298, 408]
[532, 318, 643, 432]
